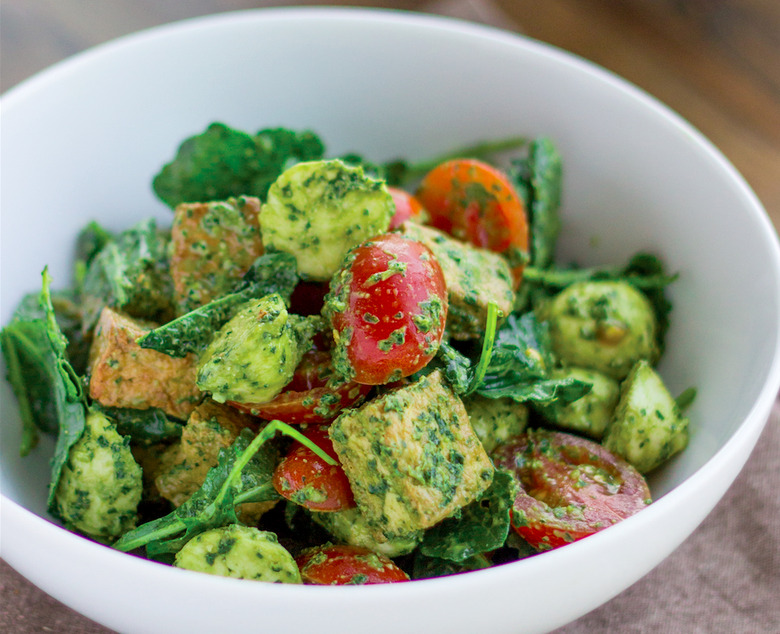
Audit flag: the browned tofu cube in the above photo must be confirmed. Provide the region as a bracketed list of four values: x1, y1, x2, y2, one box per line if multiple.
[154, 400, 275, 523]
[88, 307, 201, 420]
[170, 196, 264, 315]
[329, 370, 494, 537]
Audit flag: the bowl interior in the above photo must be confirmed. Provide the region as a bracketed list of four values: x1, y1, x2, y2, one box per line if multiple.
[2, 8, 779, 634]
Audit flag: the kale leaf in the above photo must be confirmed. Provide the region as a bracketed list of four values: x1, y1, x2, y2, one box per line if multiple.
[476, 312, 591, 406]
[137, 251, 300, 358]
[80, 218, 174, 331]
[152, 123, 325, 208]
[94, 405, 184, 447]
[0, 269, 87, 510]
[419, 469, 518, 562]
[412, 552, 492, 580]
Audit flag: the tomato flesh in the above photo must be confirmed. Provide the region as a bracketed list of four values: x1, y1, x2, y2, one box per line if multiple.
[387, 186, 426, 230]
[327, 233, 448, 385]
[272, 426, 355, 512]
[228, 349, 371, 424]
[416, 158, 528, 286]
[492, 430, 651, 551]
[296, 544, 409, 585]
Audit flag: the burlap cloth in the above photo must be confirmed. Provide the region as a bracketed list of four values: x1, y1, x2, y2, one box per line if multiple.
[1, 1, 779, 632]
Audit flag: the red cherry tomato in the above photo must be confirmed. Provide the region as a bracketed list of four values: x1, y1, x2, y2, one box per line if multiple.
[296, 544, 409, 585]
[229, 349, 371, 424]
[387, 187, 426, 230]
[327, 233, 448, 385]
[416, 158, 528, 286]
[492, 430, 651, 551]
[272, 426, 355, 512]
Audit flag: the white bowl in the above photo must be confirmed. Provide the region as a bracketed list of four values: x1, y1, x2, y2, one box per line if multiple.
[2, 8, 779, 634]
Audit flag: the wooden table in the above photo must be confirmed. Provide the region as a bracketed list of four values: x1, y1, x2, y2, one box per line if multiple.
[2, 2, 779, 633]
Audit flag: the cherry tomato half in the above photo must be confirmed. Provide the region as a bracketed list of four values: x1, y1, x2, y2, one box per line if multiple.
[327, 233, 448, 385]
[229, 349, 371, 424]
[492, 430, 651, 551]
[272, 426, 355, 512]
[387, 187, 427, 230]
[416, 158, 528, 286]
[296, 544, 409, 585]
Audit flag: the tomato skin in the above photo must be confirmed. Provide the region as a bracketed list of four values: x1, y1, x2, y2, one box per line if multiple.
[416, 158, 528, 286]
[387, 187, 426, 230]
[296, 544, 410, 585]
[272, 426, 355, 512]
[492, 430, 651, 551]
[327, 233, 448, 385]
[229, 349, 371, 424]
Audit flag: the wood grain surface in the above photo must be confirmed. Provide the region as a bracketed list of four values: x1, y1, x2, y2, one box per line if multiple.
[2, 2, 779, 633]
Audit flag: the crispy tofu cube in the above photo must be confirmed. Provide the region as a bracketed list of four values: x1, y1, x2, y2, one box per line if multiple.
[329, 370, 494, 536]
[401, 222, 515, 339]
[170, 196, 263, 315]
[88, 307, 201, 419]
[154, 399, 275, 524]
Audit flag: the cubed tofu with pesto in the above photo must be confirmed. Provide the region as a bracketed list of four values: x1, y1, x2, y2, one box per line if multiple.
[534, 367, 621, 440]
[154, 399, 275, 524]
[261, 159, 394, 281]
[329, 370, 494, 537]
[462, 394, 529, 453]
[603, 360, 689, 474]
[174, 525, 301, 584]
[196, 294, 318, 404]
[87, 307, 201, 420]
[401, 222, 515, 339]
[539, 280, 659, 380]
[54, 409, 143, 541]
[170, 196, 264, 315]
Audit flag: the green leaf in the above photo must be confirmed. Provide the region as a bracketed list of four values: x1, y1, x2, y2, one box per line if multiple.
[476, 312, 591, 406]
[152, 123, 325, 208]
[419, 470, 518, 563]
[411, 552, 492, 580]
[94, 405, 183, 447]
[0, 269, 87, 506]
[80, 218, 174, 331]
[137, 251, 300, 357]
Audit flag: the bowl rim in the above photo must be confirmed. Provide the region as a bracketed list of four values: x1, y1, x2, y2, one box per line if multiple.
[2, 1, 780, 619]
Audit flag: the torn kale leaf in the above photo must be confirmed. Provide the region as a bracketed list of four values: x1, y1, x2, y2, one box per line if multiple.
[419, 469, 517, 563]
[80, 218, 175, 332]
[94, 405, 184, 447]
[152, 123, 325, 208]
[0, 269, 87, 510]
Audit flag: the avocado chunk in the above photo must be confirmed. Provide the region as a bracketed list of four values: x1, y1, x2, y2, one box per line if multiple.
[400, 222, 515, 339]
[462, 394, 528, 453]
[329, 370, 494, 537]
[54, 409, 143, 540]
[261, 159, 394, 280]
[196, 294, 316, 404]
[603, 360, 689, 473]
[174, 524, 301, 583]
[539, 280, 659, 380]
[534, 367, 620, 440]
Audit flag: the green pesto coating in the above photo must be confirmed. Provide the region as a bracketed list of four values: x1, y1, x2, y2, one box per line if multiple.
[309, 507, 422, 557]
[174, 525, 301, 583]
[261, 159, 393, 280]
[603, 360, 689, 474]
[196, 294, 313, 404]
[539, 280, 659, 379]
[535, 367, 620, 440]
[462, 394, 529, 453]
[54, 409, 142, 541]
[329, 370, 494, 537]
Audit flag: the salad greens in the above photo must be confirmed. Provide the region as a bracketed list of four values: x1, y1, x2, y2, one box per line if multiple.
[1, 122, 690, 585]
